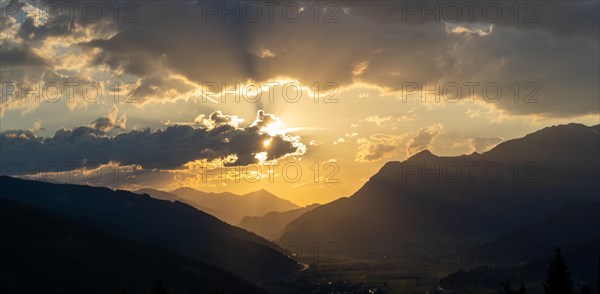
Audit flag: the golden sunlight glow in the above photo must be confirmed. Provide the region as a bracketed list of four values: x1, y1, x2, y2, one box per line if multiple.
[263, 139, 272, 148]
[261, 122, 304, 137]
[262, 121, 285, 136]
[260, 49, 276, 58]
[254, 152, 268, 162]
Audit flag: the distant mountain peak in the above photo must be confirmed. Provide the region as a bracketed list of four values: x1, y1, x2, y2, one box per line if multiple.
[169, 185, 299, 223]
[244, 189, 272, 197]
[171, 186, 199, 193]
[249, 188, 269, 193]
[481, 123, 599, 160]
[529, 122, 594, 137]
[406, 149, 438, 161]
[243, 189, 301, 208]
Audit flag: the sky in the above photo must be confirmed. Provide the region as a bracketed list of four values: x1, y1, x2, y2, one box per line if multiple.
[1, 1, 599, 205]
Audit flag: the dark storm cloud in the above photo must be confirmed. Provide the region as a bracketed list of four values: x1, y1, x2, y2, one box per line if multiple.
[340, 1, 599, 37]
[2, 0, 598, 117]
[1, 47, 47, 66]
[0, 110, 306, 175]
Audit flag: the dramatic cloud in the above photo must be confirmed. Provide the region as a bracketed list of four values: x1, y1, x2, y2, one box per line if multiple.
[2, 1, 597, 117]
[194, 111, 244, 129]
[90, 105, 127, 132]
[406, 123, 444, 155]
[356, 134, 403, 163]
[0, 110, 306, 175]
[470, 137, 503, 153]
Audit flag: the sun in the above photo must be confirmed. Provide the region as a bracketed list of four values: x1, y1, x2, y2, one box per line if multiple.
[263, 139, 272, 148]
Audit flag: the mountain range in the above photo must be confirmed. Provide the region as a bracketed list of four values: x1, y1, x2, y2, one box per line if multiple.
[164, 187, 300, 224]
[135, 188, 319, 241]
[1, 123, 598, 292]
[238, 204, 321, 240]
[0, 176, 301, 283]
[0, 197, 267, 294]
[280, 124, 599, 260]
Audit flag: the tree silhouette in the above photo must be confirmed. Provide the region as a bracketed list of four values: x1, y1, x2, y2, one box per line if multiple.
[544, 247, 573, 294]
[581, 285, 592, 294]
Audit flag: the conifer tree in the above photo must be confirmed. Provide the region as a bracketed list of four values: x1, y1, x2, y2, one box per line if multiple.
[543, 247, 573, 294]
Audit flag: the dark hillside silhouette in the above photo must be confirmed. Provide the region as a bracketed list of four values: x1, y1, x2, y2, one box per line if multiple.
[280, 124, 599, 257]
[134, 188, 222, 216]
[0, 176, 300, 283]
[484, 202, 600, 263]
[0, 197, 267, 294]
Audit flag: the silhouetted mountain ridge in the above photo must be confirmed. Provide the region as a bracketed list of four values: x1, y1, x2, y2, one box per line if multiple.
[171, 187, 300, 224]
[238, 204, 321, 240]
[0, 197, 267, 294]
[134, 188, 223, 216]
[280, 124, 599, 257]
[0, 176, 300, 283]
